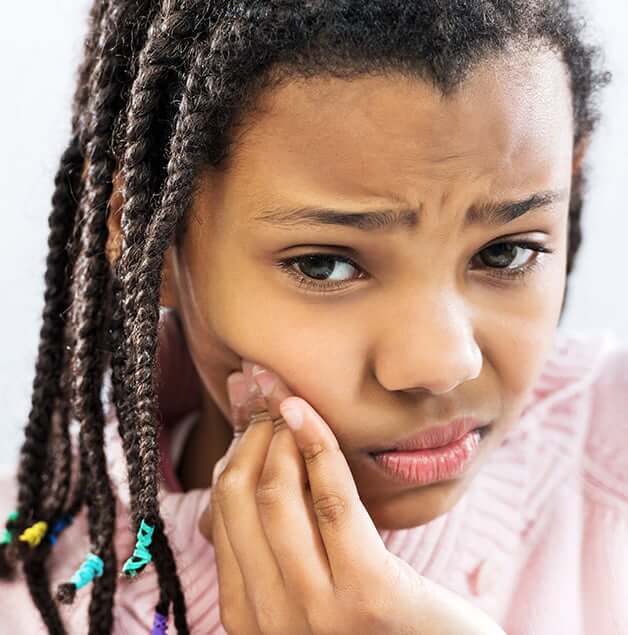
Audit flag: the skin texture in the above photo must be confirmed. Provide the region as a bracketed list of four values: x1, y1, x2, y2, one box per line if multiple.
[107, 47, 580, 531]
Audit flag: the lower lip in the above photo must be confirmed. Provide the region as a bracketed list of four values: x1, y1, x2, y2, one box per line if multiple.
[369, 427, 486, 486]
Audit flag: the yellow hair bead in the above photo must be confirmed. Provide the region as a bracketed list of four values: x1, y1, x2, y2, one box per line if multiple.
[19, 521, 49, 548]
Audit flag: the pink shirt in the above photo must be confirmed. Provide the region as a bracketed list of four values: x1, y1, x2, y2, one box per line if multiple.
[1, 328, 627, 634]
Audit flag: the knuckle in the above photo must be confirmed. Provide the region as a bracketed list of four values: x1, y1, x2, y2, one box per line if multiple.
[271, 416, 291, 434]
[311, 492, 348, 526]
[255, 479, 286, 508]
[254, 601, 283, 634]
[215, 467, 247, 501]
[301, 440, 328, 464]
[336, 586, 388, 632]
[304, 597, 339, 635]
[357, 602, 387, 631]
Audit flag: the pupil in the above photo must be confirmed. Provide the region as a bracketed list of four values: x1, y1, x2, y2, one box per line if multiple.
[299, 255, 335, 280]
[484, 243, 516, 268]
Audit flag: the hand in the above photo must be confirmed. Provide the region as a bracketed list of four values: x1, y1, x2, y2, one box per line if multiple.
[198, 361, 506, 635]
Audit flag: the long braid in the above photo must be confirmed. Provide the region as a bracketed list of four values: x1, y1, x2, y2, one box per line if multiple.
[54, 3, 156, 630]
[11, 136, 83, 525]
[0, 135, 85, 633]
[116, 0, 209, 520]
[1, 0, 111, 589]
[112, 4, 213, 629]
[0, 5, 112, 611]
[124, 15, 248, 624]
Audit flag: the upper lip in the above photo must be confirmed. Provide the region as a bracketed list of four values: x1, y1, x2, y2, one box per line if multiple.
[368, 416, 489, 453]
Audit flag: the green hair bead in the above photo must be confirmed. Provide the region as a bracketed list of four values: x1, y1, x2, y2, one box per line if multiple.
[1, 511, 19, 545]
[122, 519, 155, 577]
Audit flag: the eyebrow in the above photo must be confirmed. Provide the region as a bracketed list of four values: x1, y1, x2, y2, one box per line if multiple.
[252, 188, 569, 233]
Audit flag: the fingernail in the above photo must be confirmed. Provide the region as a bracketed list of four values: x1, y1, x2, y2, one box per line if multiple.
[227, 373, 246, 407]
[280, 403, 303, 431]
[252, 365, 276, 397]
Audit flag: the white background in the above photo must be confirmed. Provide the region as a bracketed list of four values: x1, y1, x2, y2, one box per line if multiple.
[0, 1, 626, 466]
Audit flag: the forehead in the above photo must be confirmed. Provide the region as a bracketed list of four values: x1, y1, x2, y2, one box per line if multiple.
[226, 48, 574, 209]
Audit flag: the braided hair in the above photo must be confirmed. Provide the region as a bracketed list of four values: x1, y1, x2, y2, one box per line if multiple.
[1, 1, 611, 633]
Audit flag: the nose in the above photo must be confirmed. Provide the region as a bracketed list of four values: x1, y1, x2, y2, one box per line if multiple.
[373, 294, 482, 395]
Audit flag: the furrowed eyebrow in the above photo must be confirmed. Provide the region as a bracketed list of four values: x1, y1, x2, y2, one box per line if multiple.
[252, 188, 569, 233]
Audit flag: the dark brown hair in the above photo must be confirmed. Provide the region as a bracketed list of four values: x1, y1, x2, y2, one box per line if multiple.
[0, 1, 611, 633]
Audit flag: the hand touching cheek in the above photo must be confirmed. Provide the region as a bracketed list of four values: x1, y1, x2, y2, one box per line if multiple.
[197, 361, 506, 635]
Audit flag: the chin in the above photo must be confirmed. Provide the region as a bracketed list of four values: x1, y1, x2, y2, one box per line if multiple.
[365, 476, 472, 530]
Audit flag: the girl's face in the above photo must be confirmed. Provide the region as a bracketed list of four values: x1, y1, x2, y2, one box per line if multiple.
[157, 48, 576, 529]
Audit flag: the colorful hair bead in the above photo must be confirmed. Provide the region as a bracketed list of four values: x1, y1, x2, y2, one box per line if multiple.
[122, 519, 155, 577]
[69, 552, 104, 590]
[151, 610, 168, 634]
[47, 514, 73, 545]
[19, 521, 48, 548]
[0, 511, 19, 545]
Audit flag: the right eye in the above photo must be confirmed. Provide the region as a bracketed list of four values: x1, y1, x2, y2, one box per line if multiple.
[275, 253, 366, 293]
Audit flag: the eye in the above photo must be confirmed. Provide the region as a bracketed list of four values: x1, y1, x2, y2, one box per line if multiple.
[275, 253, 364, 293]
[473, 240, 553, 281]
[275, 240, 553, 294]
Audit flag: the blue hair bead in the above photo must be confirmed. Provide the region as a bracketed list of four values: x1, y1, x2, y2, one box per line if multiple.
[122, 519, 155, 576]
[69, 552, 104, 590]
[151, 611, 168, 634]
[48, 514, 73, 545]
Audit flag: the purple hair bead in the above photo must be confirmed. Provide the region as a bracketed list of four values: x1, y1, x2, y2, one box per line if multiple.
[151, 611, 168, 634]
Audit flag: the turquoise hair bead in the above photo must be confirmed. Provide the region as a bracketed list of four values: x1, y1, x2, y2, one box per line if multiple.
[122, 519, 155, 576]
[69, 553, 104, 590]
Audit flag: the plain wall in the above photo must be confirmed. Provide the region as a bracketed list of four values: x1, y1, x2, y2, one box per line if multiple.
[1, 1, 626, 466]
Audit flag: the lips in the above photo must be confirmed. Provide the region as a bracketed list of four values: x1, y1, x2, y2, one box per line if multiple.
[368, 416, 489, 454]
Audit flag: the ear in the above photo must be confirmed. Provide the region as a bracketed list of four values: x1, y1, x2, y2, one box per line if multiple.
[105, 169, 180, 309]
[105, 170, 124, 266]
[572, 135, 591, 176]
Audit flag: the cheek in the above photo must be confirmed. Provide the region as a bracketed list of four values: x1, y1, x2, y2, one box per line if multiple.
[203, 279, 369, 438]
[490, 256, 567, 420]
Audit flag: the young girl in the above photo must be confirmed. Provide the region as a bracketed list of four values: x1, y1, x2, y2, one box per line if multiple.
[1, 1, 626, 633]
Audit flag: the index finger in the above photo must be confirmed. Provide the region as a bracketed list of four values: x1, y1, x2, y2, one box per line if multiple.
[278, 397, 389, 590]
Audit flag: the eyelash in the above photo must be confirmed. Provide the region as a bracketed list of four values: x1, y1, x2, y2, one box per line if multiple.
[275, 240, 553, 294]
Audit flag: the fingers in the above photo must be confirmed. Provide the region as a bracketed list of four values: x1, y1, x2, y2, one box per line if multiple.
[278, 397, 388, 591]
[197, 373, 246, 542]
[251, 365, 332, 598]
[226, 371, 248, 434]
[210, 481, 263, 634]
[211, 363, 286, 609]
[197, 363, 268, 543]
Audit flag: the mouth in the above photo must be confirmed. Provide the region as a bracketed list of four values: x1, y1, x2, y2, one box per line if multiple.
[367, 423, 492, 457]
[365, 424, 491, 487]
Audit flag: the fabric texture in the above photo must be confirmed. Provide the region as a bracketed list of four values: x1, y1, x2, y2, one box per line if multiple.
[1, 327, 627, 634]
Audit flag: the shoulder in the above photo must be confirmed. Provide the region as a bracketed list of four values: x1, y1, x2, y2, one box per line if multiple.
[528, 328, 619, 408]
[580, 330, 628, 508]
[516, 327, 620, 445]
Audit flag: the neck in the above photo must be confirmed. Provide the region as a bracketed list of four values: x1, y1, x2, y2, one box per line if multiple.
[177, 390, 234, 491]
